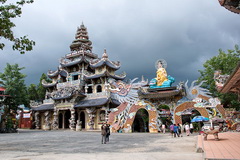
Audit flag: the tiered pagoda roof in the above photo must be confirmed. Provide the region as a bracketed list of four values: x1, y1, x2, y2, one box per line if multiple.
[84, 49, 126, 80]
[90, 49, 121, 70]
[40, 23, 126, 104]
[218, 0, 240, 14]
[70, 23, 93, 51]
[220, 62, 240, 94]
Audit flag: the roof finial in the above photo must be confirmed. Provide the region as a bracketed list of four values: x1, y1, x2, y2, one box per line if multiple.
[141, 75, 144, 82]
[80, 21, 84, 28]
[102, 49, 108, 59]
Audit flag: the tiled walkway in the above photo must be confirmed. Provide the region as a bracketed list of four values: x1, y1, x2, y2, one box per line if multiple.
[198, 132, 240, 160]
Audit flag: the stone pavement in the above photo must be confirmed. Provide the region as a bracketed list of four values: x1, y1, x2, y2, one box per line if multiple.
[197, 132, 240, 160]
[0, 129, 202, 160]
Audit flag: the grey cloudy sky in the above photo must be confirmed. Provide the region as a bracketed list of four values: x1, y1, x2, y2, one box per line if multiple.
[1, 0, 240, 86]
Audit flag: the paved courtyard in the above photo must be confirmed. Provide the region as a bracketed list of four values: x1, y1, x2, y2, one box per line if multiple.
[0, 129, 202, 160]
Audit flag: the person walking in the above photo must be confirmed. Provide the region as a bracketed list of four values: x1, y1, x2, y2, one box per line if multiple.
[170, 124, 174, 137]
[173, 124, 179, 137]
[161, 124, 166, 134]
[101, 123, 107, 144]
[190, 123, 194, 134]
[106, 124, 110, 142]
[185, 123, 190, 136]
[177, 124, 183, 137]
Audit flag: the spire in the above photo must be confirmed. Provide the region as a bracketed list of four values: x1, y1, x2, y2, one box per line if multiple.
[70, 23, 92, 51]
[141, 75, 145, 82]
[80, 22, 85, 28]
[102, 49, 108, 59]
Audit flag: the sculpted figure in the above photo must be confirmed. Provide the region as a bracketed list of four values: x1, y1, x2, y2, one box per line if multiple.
[149, 59, 175, 88]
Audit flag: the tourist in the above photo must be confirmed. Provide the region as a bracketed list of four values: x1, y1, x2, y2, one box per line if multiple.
[181, 123, 185, 135]
[177, 124, 183, 137]
[106, 124, 110, 142]
[185, 123, 190, 136]
[170, 124, 174, 137]
[101, 123, 107, 144]
[173, 124, 179, 137]
[161, 124, 166, 134]
[190, 123, 194, 134]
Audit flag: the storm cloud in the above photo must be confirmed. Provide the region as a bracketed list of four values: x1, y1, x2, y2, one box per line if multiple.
[1, 0, 240, 86]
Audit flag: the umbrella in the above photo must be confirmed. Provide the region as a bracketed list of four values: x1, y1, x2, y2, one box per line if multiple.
[191, 116, 209, 123]
[191, 116, 209, 131]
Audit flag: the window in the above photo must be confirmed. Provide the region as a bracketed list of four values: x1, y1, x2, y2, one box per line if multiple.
[73, 75, 78, 80]
[97, 85, 102, 93]
[87, 86, 93, 93]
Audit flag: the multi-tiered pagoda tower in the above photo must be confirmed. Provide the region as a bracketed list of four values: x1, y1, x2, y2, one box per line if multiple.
[32, 23, 126, 130]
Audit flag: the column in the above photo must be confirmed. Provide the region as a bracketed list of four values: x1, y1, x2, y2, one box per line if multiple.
[35, 111, 40, 129]
[69, 107, 76, 130]
[52, 108, 59, 130]
[86, 107, 96, 130]
[44, 111, 51, 130]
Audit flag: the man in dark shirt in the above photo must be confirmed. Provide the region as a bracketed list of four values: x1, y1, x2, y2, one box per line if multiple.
[101, 123, 107, 144]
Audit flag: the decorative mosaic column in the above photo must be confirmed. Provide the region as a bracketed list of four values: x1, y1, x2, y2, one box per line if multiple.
[104, 106, 110, 122]
[86, 107, 96, 130]
[69, 108, 76, 130]
[44, 111, 51, 130]
[34, 111, 40, 129]
[52, 109, 59, 130]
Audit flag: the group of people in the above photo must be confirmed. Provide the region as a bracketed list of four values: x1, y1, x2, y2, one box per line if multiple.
[101, 122, 110, 144]
[101, 122, 194, 143]
[161, 122, 194, 137]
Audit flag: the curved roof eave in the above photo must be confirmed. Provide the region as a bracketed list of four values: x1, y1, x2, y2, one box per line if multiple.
[90, 59, 120, 70]
[84, 71, 125, 80]
[60, 56, 90, 67]
[32, 104, 54, 111]
[74, 98, 109, 108]
[47, 70, 59, 78]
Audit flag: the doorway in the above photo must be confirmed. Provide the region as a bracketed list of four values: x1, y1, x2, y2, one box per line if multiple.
[132, 108, 149, 132]
[80, 111, 85, 129]
[64, 110, 71, 129]
[58, 113, 63, 129]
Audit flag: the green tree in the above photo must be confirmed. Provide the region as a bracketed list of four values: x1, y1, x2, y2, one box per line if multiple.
[0, 0, 35, 54]
[0, 63, 29, 114]
[198, 45, 240, 110]
[27, 83, 38, 101]
[37, 73, 50, 102]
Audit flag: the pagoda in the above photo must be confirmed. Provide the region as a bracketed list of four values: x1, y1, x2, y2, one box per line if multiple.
[32, 23, 126, 130]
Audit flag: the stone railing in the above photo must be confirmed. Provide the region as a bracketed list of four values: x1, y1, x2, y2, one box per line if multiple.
[86, 91, 110, 100]
[65, 51, 97, 59]
[43, 98, 54, 104]
[60, 57, 81, 65]
[57, 80, 81, 89]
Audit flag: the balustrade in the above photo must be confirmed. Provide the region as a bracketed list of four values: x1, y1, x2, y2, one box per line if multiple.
[86, 91, 110, 99]
[43, 98, 54, 104]
[57, 80, 81, 89]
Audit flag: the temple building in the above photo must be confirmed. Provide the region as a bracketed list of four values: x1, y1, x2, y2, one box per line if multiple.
[31, 24, 227, 133]
[31, 23, 126, 131]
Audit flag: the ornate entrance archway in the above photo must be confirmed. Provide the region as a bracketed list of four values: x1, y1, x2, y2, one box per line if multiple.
[132, 108, 149, 132]
[174, 102, 209, 124]
[123, 101, 158, 133]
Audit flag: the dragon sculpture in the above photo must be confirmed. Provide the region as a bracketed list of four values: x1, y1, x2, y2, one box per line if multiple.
[106, 78, 149, 132]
